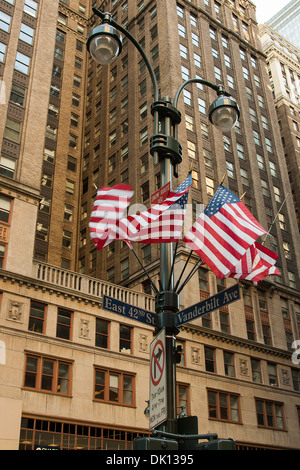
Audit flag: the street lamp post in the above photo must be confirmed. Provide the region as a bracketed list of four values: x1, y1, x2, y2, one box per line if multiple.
[87, 8, 240, 439]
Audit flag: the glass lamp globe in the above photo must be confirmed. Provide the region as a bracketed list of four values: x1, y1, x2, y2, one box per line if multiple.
[209, 96, 240, 132]
[87, 25, 123, 65]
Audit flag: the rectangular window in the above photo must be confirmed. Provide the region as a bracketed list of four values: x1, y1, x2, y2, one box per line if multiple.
[208, 390, 240, 423]
[204, 347, 216, 373]
[4, 117, 21, 143]
[94, 369, 134, 406]
[28, 301, 46, 334]
[56, 309, 72, 340]
[268, 363, 277, 386]
[0, 42, 7, 63]
[24, 0, 38, 17]
[246, 319, 256, 341]
[0, 154, 16, 179]
[19, 23, 35, 45]
[120, 324, 132, 353]
[24, 354, 71, 395]
[96, 318, 109, 349]
[223, 351, 235, 377]
[0, 11, 11, 33]
[251, 359, 261, 383]
[255, 399, 285, 429]
[15, 52, 30, 75]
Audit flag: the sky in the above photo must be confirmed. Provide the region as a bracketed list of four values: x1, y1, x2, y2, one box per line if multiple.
[252, 0, 292, 24]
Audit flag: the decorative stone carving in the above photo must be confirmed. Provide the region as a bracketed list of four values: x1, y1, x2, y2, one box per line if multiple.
[240, 359, 249, 376]
[281, 369, 290, 386]
[191, 347, 201, 364]
[79, 319, 90, 339]
[7, 300, 23, 322]
[139, 334, 148, 352]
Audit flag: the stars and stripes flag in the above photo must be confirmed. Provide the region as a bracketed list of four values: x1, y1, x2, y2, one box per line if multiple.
[106, 174, 192, 245]
[227, 241, 281, 283]
[89, 184, 134, 250]
[183, 185, 269, 279]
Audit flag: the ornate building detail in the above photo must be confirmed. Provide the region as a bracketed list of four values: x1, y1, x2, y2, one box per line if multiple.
[191, 347, 201, 364]
[79, 319, 90, 339]
[240, 359, 249, 376]
[281, 369, 290, 386]
[7, 300, 23, 322]
[139, 334, 148, 352]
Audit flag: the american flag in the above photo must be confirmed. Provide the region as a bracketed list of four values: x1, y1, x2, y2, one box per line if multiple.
[89, 184, 134, 250]
[227, 242, 280, 283]
[183, 185, 269, 279]
[106, 174, 192, 245]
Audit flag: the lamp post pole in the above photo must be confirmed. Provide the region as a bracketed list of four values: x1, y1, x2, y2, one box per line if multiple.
[87, 8, 239, 437]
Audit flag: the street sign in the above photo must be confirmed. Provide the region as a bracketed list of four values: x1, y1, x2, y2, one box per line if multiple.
[176, 284, 240, 327]
[151, 182, 170, 205]
[102, 295, 155, 327]
[149, 329, 167, 430]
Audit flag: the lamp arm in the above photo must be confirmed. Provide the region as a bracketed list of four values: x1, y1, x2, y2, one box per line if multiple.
[92, 8, 160, 102]
[173, 79, 231, 108]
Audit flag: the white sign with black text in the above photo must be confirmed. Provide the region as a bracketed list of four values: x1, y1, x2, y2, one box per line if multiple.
[149, 329, 167, 430]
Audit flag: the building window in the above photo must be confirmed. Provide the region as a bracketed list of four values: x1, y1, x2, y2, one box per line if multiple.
[177, 383, 190, 416]
[96, 319, 109, 349]
[56, 309, 72, 340]
[24, 0, 39, 18]
[251, 359, 261, 383]
[10, 83, 26, 106]
[255, 399, 285, 430]
[263, 324, 272, 345]
[28, 301, 46, 334]
[204, 347, 216, 373]
[66, 180, 75, 195]
[141, 181, 149, 202]
[246, 319, 256, 341]
[220, 312, 230, 334]
[4, 117, 21, 143]
[24, 354, 71, 395]
[208, 390, 241, 423]
[268, 363, 277, 386]
[199, 267, 208, 292]
[223, 351, 235, 377]
[94, 368, 135, 406]
[62, 230, 72, 249]
[15, 52, 30, 75]
[292, 369, 300, 392]
[206, 177, 214, 196]
[19, 23, 35, 45]
[0, 155, 16, 178]
[120, 324, 132, 353]
[0, 42, 6, 63]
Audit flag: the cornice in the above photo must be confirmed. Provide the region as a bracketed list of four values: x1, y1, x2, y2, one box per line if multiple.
[180, 322, 292, 360]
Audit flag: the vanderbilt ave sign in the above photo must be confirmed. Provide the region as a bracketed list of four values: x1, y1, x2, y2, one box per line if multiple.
[176, 284, 240, 327]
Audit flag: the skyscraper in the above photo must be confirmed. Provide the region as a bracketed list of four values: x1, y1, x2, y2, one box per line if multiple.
[267, 0, 300, 49]
[0, 0, 299, 450]
[259, 23, 300, 229]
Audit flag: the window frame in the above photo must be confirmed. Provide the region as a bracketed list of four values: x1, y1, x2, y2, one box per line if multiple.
[94, 368, 135, 407]
[24, 354, 72, 396]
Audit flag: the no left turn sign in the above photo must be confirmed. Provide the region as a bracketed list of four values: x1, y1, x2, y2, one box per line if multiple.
[149, 329, 167, 430]
[150, 339, 165, 386]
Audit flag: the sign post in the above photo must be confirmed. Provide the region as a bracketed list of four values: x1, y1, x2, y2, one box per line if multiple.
[149, 329, 167, 430]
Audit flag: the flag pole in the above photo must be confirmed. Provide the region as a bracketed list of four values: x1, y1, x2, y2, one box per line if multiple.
[128, 243, 159, 295]
[174, 250, 193, 292]
[167, 242, 179, 291]
[262, 193, 290, 246]
[176, 258, 204, 295]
